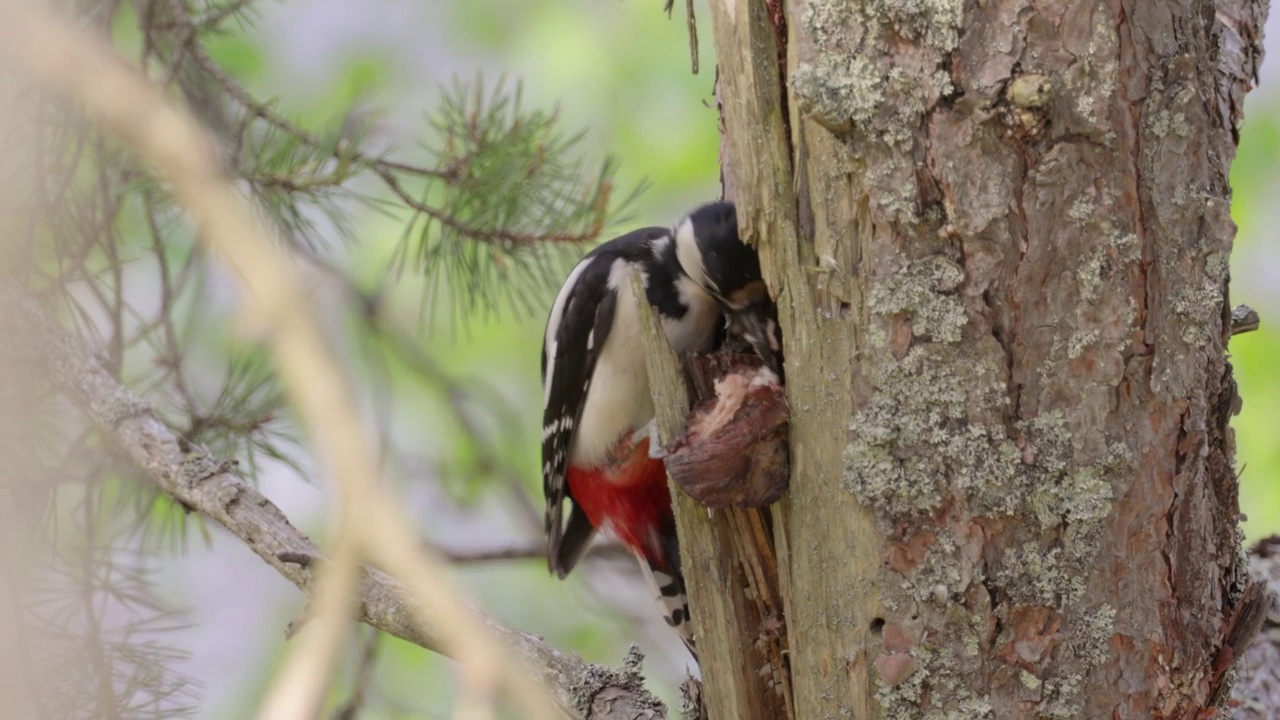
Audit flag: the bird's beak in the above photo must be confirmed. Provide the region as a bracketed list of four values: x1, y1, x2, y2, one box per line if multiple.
[726, 301, 782, 377]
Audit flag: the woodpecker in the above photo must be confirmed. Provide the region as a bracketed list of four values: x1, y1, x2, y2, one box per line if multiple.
[541, 201, 774, 654]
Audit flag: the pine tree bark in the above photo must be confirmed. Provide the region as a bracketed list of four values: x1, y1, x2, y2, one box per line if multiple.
[695, 0, 1271, 717]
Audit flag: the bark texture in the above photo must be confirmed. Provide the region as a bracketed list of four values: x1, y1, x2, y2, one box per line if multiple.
[1231, 537, 1280, 717]
[705, 0, 1270, 717]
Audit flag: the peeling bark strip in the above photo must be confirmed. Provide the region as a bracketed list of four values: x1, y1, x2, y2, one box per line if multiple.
[0, 287, 665, 720]
[709, 0, 1269, 718]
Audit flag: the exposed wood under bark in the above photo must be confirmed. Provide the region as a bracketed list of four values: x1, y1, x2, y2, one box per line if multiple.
[630, 273, 794, 720]
[709, 1, 884, 719]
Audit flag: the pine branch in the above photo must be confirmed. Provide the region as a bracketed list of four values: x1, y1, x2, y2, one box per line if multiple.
[1, 284, 668, 720]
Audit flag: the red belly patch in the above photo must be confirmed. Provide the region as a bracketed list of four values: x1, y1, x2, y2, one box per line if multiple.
[567, 436, 673, 569]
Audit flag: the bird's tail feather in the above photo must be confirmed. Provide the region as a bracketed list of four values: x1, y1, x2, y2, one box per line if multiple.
[638, 558, 696, 659]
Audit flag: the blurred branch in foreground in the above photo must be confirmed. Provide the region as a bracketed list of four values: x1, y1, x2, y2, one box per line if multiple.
[0, 285, 667, 719]
[0, 1, 668, 716]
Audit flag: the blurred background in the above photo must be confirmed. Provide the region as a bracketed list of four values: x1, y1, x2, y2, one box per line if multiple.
[6, 0, 1280, 717]
[152, 1, 728, 715]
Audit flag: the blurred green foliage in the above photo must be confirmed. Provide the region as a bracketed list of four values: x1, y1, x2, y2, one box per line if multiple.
[443, 0, 724, 219]
[1229, 99, 1280, 540]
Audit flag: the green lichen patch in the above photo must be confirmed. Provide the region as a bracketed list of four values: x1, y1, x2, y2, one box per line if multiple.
[1067, 195, 1095, 225]
[801, 0, 857, 50]
[791, 59, 953, 144]
[897, 532, 964, 604]
[1060, 12, 1120, 134]
[1024, 464, 1114, 557]
[1170, 278, 1225, 344]
[1035, 607, 1115, 720]
[1020, 414, 1125, 555]
[1112, 230, 1139, 259]
[868, 256, 967, 343]
[845, 333, 1128, 528]
[1077, 225, 1140, 303]
[866, 155, 924, 224]
[1073, 604, 1116, 668]
[1205, 250, 1229, 283]
[1066, 329, 1100, 359]
[843, 344, 1012, 516]
[1075, 250, 1108, 303]
[998, 544, 1087, 606]
[790, 0, 960, 136]
[868, 0, 965, 51]
[790, 54, 886, 132]
[1147, 107, 1192, 139]
[1039, 674, 1085, 718]
[875, 642, 996, 719]
[875, 646, 929, 709]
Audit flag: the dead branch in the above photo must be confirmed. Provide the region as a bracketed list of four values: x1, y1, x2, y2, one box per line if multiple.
[0, 284, 667, 720]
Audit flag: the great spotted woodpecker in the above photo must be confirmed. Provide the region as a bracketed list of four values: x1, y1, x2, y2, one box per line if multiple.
[541, 201, 775, 654]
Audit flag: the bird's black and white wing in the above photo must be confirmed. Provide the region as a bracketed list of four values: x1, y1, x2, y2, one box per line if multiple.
[541, 227, 668, 577]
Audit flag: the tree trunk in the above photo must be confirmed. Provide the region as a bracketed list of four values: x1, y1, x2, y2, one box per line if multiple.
[693, 0, 1271, 717]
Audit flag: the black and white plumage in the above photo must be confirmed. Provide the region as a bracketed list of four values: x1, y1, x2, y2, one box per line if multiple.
[671, 202, 780, 376]
[541, 201, 774, 654]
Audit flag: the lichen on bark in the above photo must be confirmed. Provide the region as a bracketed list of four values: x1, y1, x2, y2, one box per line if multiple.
[709, 0, 1264, 716]
[790, 0, 961, 137]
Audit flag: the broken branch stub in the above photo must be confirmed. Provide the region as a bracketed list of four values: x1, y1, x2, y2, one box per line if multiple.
[664, 353, 790, 509]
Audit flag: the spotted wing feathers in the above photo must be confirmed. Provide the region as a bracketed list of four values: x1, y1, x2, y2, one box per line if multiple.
[542, 262, 617, 577]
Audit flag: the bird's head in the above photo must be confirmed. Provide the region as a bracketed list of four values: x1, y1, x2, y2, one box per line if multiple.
[673, 202, 782, 373]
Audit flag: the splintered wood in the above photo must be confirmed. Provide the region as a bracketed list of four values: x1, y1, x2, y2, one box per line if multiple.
[670, 352, 793, 720]
[665, 353, 790, 508]
[629, 270, 794, 720]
